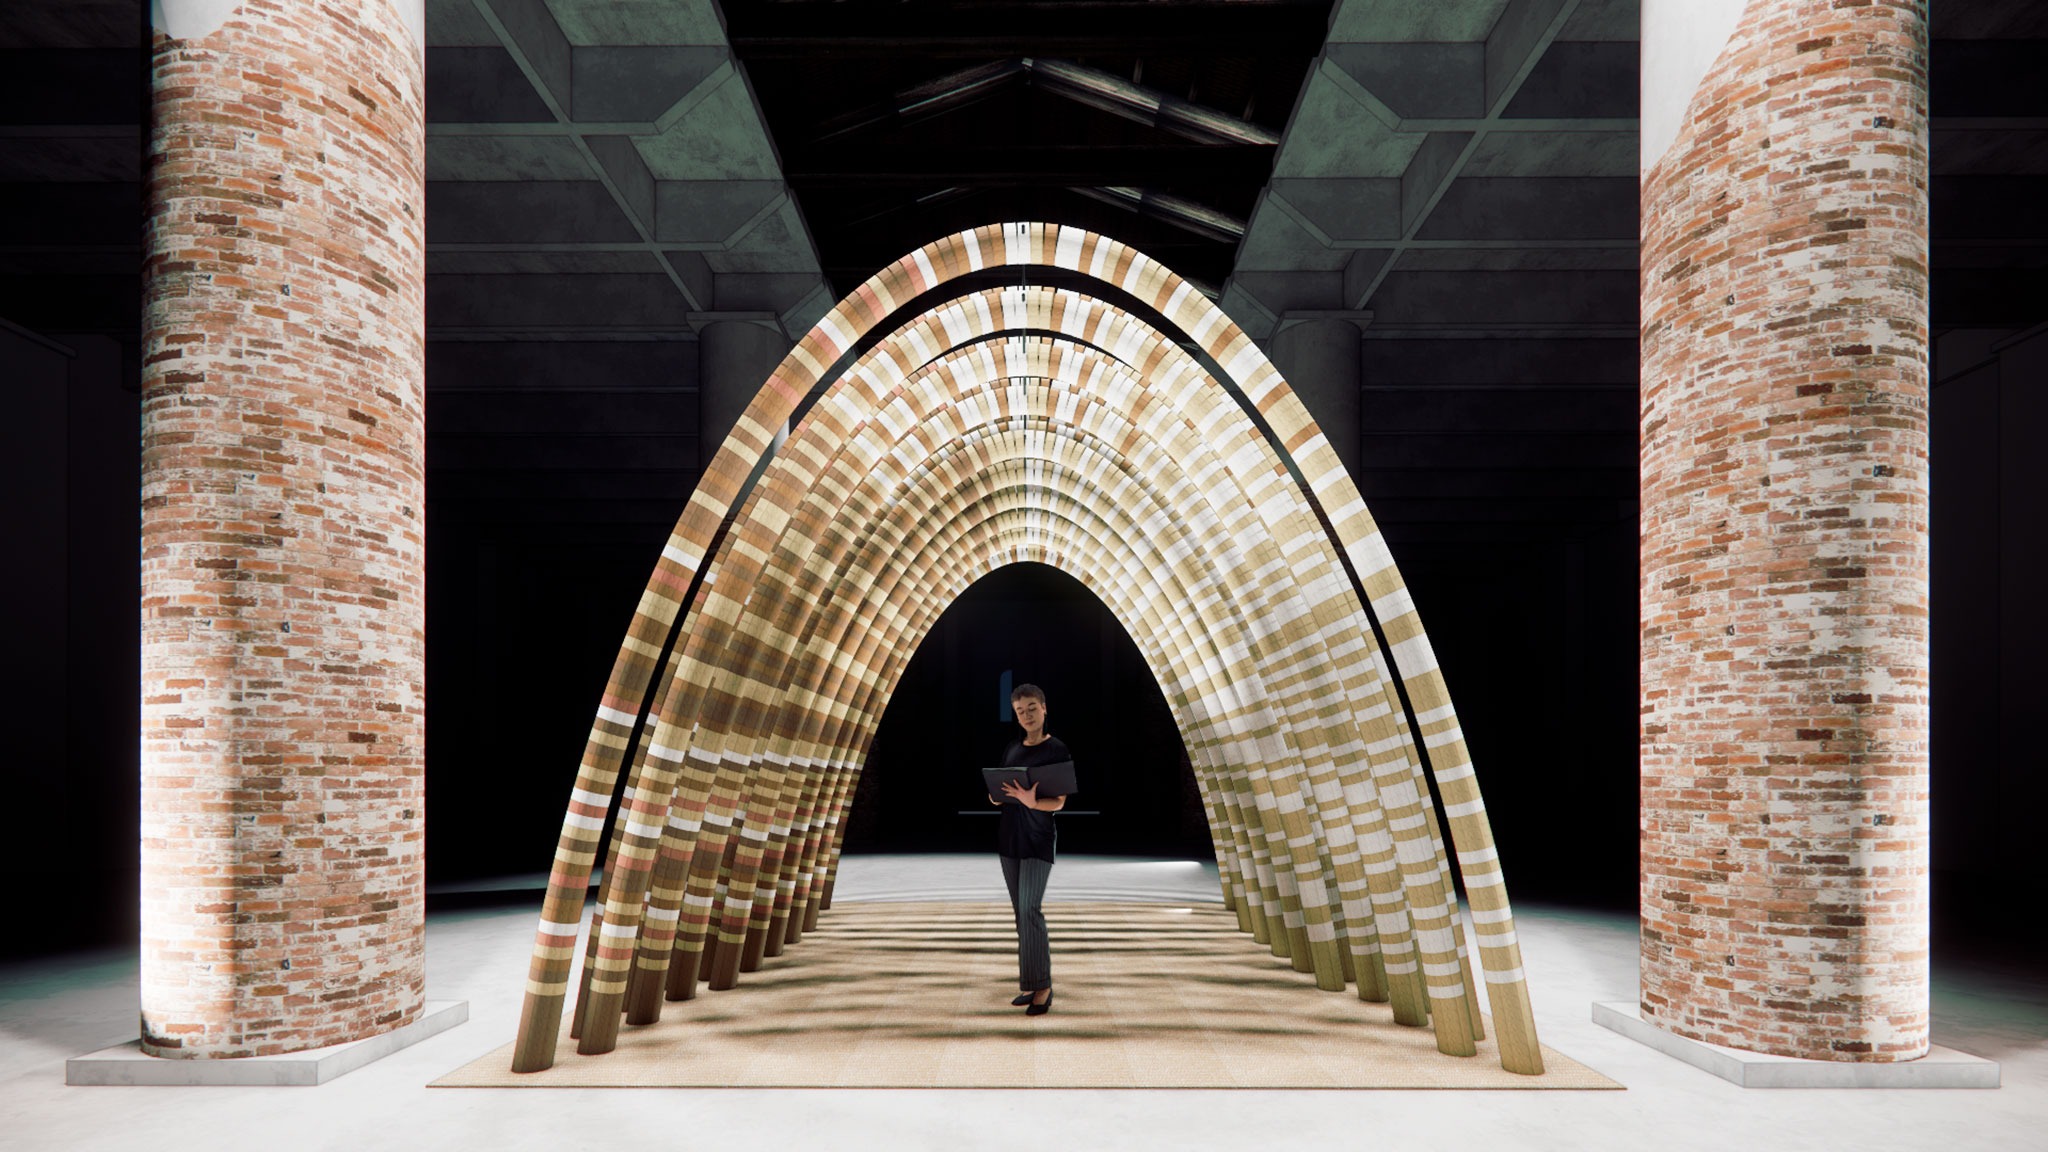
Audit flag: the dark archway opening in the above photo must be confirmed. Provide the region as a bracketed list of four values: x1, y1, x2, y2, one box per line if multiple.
[843, 561, 1207, 857]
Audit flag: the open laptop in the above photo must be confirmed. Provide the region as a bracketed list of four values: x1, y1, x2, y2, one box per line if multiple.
[981, 760, 1078, 804]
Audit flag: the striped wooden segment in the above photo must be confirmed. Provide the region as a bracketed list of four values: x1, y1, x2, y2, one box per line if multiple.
[614, 360, 1433, 1041]
[671, 397, 1409, 1020]
[712, 334, 1368, 975]
[782, 315, 1474, 1033]
[573, 327, 1474, 1057]
[510, 226, 1540, 1076]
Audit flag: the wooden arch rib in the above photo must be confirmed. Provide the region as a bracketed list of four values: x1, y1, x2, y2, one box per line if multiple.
[617, 334, 1436, 1024]
[679, 289, 1482, 1012]
[721, 308, 1477, 1004]
[667, 368, 1474, 1057]
[548, 338, 1523, 1065]
[638, 368, 1458, 1041]
[536, 301, 1515, 1065]
[528, 301, 1523, 1065]
[512, 229, 1540, 1075]
[663, 309, 1384, 963]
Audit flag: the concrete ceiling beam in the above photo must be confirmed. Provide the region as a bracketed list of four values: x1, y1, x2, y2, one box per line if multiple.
[426, 134, 598, 182]
[1324, 44, 1486, 121]
[428, 250, 661, 275]
[1267, 178, 1402, 243]
[1485, 0, 1579, 116]
[434, 2, 823, 332]
[653, 181, 787, 246]
[472, 0, 574, 118]
[710, 272, 827, 313]
[1344, 0, 1584, 307]
[427, 119, 660, 136]
[1499, 41, 1637, 119]
[1228, 0, 1633, 328]
[1398, 132, 1475, 238]
[1230, 271, 1347, 316]
[1344, 250, 1393, 308]
[422, 58, 739, 138]
[469, 0, 720, 311]
[1228, 0, 1597, 317]
[572, 46, 730, 123]
[584, 136, 658, 238]
[426, 46, 557, 122]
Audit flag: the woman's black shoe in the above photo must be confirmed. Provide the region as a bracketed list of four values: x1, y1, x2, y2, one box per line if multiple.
[1026, 988, 1054, 1016]
[1011, 992, 1035, 1007]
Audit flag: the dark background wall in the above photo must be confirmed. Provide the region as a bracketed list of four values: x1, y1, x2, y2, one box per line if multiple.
[421, 340, 701, 888]
[1355, 335, 1641, 908]
[1928, 324, 2048, 941]
[1, 328, 139, 955]
[844, 562, 1206, 860]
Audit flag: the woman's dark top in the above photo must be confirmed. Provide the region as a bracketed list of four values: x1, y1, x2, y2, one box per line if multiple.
[997, 734, 1071, 863]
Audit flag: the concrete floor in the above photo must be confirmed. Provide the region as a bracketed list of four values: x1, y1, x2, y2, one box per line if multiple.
[2, 855, 2041, 1151]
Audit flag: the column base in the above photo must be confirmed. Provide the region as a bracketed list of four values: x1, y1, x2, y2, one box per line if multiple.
[67, 1001, 468, 1087]
[1592, 1002, 1998, 1089]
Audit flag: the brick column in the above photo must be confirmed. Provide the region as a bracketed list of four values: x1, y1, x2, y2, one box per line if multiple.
[1639, 0, 1930, 1061]
[140, 0, 426, 1057]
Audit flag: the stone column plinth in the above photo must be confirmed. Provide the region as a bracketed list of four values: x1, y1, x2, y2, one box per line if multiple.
[1638, 0, 1930, 1061]
[140, 0, 427, 1058]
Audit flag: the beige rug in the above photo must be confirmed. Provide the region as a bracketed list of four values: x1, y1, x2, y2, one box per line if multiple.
[436, 902, 1619, 1089]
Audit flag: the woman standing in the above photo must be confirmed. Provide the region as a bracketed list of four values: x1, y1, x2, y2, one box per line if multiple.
[993, 683, 1068, 1015]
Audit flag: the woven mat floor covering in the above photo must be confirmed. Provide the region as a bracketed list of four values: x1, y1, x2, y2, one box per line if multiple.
[436, 902, 1619, 1089]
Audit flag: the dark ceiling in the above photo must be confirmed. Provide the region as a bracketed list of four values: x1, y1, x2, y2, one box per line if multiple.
[4, 1, 2042, 344]
[726, 0, 1326, 290]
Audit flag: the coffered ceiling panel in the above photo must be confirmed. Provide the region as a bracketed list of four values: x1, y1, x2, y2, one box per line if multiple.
[544, 0, 729, 45]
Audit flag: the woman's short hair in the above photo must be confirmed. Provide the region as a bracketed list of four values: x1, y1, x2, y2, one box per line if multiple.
[1010, 682, 1046, 705]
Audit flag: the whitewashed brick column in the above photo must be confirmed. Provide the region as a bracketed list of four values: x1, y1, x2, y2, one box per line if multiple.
[1639, 0, 1931, 1061]
[139, 0, 427, 1057]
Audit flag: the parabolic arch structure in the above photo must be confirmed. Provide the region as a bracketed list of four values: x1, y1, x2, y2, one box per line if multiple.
[511, 223, 1543, 1075]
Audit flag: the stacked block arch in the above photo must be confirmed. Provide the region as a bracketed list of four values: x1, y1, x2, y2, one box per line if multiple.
[511, 225, 1543, 1075]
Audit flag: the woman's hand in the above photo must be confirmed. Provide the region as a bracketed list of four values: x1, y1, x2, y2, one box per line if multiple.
[1000, 779, 1040, 808]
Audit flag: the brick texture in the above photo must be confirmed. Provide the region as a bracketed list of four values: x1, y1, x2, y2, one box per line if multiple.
[139, 1, 426, 1057]
[1639, 0, 1930, 1060]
